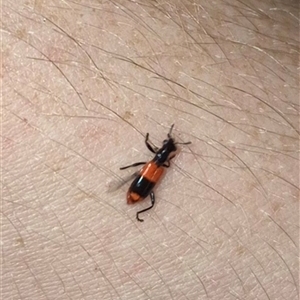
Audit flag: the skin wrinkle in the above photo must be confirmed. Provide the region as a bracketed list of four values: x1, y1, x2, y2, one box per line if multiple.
[122, 269, 151, 299]
[261, 167, 299, 191]
[2, 0, 298, 299]
[130, 248, 175, 300]
[5, 195, 70, 250]
[12, 276, 24, 300]
[78, 243, 121, 300]
[228, 261, 246, 294]
[237, 143, 298, 162]
[208, 136, 268, 198]
[85, 225, 124, 283]
[8, 106, 123, 183]
[238, 68, 293, 115]
[23, 260, 51, 300]
[53, 256, 86, 299]
[226, 86, 299, 135]
[264, 239, 298, 295]
[5, 26, 88, 110]
[191, 269, 209, 298]
[159, 194, 210, 245]
[3, 110, 144, 294]
[176, 163, 236, 206]
[112, 56, 255, 137]
[168, 220, 208, 253]
[250, 268, 271, 300]
[266, 215, 297, 249]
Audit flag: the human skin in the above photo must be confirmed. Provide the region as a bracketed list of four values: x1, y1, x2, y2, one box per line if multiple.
[2, 0, 299, 299]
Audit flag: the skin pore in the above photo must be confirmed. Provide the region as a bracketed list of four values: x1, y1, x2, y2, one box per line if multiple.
[2, 0, 299, 299]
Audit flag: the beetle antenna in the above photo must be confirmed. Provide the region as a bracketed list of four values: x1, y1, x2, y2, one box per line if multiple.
[168, 124, 175, 138]
[175, 141, 191, 145]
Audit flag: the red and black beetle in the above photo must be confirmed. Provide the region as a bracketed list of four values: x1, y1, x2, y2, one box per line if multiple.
[120, 124, 191, 222]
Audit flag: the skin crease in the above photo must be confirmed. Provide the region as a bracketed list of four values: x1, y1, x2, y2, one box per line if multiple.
[2, 0, 299, 299]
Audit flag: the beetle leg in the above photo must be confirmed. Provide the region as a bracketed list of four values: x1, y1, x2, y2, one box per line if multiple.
[145, 133, 159, 153]
[163, 154, 175, 168]
[120, 162, 146, 170]
[163, 161, 170, 168]
[136, 191, 155, 222]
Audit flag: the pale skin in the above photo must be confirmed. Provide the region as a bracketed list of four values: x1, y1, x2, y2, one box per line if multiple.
[2, 0, 299, 299]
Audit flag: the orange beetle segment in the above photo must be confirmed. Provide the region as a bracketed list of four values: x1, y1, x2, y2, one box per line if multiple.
[127, 192, 141, 204]
[140, 161, 164, 183]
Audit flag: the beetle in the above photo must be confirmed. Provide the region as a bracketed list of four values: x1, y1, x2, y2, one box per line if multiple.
[120, 124, 191, 222]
